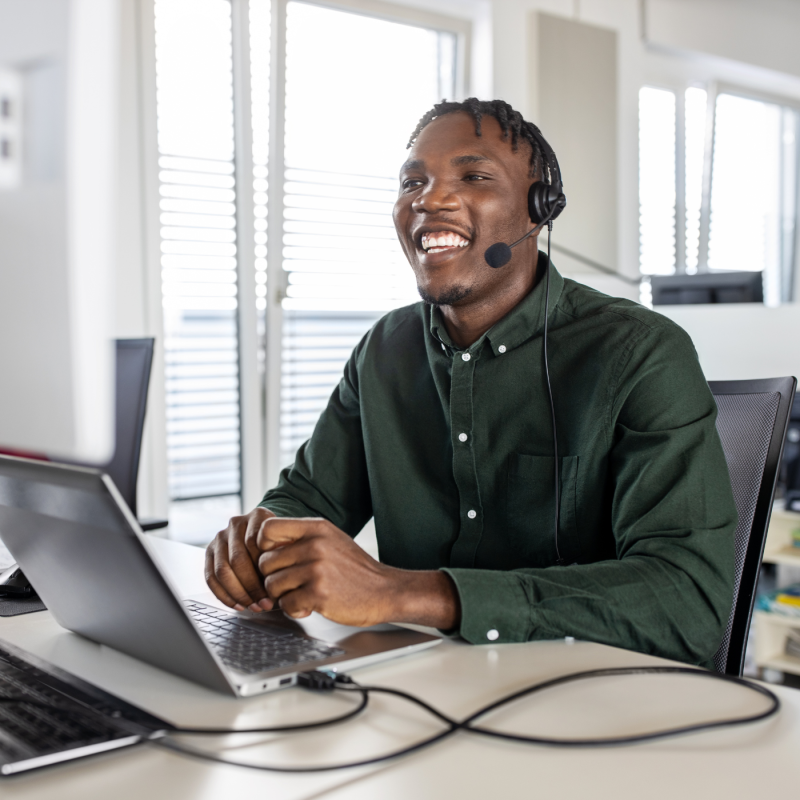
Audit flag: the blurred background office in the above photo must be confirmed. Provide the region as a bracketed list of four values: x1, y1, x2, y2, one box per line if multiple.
[3, 0, 800, 679]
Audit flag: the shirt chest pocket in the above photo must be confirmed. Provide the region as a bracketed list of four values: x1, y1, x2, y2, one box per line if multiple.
[505, 453, 580, 566]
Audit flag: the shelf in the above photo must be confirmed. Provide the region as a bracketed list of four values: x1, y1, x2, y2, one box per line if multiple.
[754, 610, 800, 628]
[762, 507, 800, 566]
[759, 654, 800, 677]
[754, 611, 800, 674]
[762, 545, 800, 567]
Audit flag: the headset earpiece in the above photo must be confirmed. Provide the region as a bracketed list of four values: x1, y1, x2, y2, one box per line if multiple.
[528, 181, 567, 226]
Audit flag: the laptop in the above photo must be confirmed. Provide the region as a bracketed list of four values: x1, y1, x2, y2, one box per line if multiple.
[0, 456, 441, 697]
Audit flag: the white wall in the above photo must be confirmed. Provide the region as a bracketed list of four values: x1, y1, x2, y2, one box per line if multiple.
[537, 12, 618, 280]
[646, 0, 800, 80]
[660, 303, 800, 383]
[0, 0, 120, 461]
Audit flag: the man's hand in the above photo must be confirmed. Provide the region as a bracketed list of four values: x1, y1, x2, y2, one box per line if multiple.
[257, 517, 460, 630]
[205, 507, 277, 612]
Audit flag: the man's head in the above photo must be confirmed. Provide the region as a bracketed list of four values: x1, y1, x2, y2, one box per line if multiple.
[393, 99, 549, 307]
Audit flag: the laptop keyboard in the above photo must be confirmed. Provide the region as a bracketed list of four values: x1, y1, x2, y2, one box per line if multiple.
[185, 602, 345, 675]
[0, 662, 127, 761]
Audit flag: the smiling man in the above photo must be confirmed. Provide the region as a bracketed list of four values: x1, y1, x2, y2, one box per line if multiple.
[205, 99, 737, 667]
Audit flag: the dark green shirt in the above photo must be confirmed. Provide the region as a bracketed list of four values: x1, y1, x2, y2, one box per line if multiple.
[261, 256, 737, 666]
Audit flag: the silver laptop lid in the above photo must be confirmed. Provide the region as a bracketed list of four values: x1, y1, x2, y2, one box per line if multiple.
[0, 456, 235, 695]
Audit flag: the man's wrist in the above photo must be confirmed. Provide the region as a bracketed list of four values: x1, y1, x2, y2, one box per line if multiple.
[385, 568, 461, 630]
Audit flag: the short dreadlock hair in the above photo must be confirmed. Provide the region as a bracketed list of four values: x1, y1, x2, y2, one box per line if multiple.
[407, 98, 545, 179]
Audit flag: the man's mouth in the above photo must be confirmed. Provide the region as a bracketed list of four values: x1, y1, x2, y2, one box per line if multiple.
[419, 231, 471, 254]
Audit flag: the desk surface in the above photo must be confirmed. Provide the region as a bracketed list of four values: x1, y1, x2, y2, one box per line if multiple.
[0, 537, 797, 800]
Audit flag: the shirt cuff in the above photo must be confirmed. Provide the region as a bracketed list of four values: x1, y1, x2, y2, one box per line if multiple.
[257, 498, 317, 518]
[440, 567, 533, 644]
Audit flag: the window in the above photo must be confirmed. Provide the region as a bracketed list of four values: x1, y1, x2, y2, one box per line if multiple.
[708, 93, 799, 304]
[638, 86, 676, 277]
[154, 0, 243, 537]
[638, 83, 800, 305]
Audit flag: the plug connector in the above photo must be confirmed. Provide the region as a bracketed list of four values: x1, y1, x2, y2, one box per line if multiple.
[297, 670, 338, 691]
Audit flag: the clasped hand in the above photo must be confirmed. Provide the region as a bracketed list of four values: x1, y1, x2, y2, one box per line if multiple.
[205, 508, 460, 629]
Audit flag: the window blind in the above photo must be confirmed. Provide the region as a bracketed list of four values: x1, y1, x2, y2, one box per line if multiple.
[154, 0, 243, 501]
[276, 1, 458, 469]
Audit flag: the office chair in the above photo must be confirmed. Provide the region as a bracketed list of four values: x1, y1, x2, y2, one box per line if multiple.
[710, 376, 796, 676]
[0, 339, 167, 604]
[106, 339, 168, 532]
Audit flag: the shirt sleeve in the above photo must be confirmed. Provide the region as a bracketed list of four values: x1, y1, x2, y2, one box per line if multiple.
[442, 320, 737, 667]
[258, 337, 374, 536]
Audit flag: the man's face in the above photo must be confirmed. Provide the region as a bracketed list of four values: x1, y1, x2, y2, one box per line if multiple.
[393, 112, 537, 307]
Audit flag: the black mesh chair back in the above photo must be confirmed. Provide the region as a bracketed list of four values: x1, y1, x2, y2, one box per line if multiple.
[710, 376, 796, 675]
[104, 339, 155, 520]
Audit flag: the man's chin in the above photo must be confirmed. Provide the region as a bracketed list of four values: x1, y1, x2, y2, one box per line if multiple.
[417, 283, 473, 307]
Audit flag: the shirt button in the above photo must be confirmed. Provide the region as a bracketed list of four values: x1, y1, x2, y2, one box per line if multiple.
[467, 509, 477, 519]
[461, 352, 471, 362]
[458, 433, 468, 442]
[487, 629, 499, 641]
[498, 345, 507, 354]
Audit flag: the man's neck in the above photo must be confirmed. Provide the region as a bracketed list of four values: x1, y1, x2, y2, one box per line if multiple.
[438, 260, 542, 349]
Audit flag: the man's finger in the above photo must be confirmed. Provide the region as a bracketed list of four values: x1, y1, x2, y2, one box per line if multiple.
[244, 508, 275, 564]
[257, 517, 326, 551]
[208, 536, 258, 610]
[257, 539, 316, 577]
[226, 529, 269, 605]
[276, 586, 316, 619]
[204, 546, 242, 609]
[263, 563, 309, 602]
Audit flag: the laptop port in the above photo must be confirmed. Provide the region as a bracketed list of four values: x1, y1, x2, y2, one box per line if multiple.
[280, 677, 292, 686]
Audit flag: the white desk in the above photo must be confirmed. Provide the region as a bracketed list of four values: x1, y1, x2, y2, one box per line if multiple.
[0, 538, 797, 800]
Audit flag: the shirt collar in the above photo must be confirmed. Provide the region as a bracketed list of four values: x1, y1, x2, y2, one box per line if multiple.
[427, 252, 565, 357]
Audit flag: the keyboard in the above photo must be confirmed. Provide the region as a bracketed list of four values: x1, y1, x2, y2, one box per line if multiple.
[185, 602, 345, 674]
[0, 642, 166, 775]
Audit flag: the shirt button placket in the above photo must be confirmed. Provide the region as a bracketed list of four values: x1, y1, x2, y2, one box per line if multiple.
[449, 348, 483, 568]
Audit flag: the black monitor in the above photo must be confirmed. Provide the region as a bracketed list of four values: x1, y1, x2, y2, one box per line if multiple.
[651, 271, 764, 305]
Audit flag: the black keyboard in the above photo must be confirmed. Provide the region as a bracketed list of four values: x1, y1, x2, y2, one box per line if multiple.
[185, 602, 345, 674]
[0, 642, 166, 775]
[0, 669, 122, 763]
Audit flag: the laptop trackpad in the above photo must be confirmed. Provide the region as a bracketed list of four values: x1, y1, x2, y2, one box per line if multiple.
[238, 609, 397, 642]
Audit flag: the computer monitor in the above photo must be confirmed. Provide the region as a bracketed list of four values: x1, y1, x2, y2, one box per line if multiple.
[0, 0, 119, 461]
[651, 271, 764, 306]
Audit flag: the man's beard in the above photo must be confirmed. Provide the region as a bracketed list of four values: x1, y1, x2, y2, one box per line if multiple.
[417, 282, 473, 306]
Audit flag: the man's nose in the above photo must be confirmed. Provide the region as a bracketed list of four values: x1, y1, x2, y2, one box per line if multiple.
[411, 180, 460, 213]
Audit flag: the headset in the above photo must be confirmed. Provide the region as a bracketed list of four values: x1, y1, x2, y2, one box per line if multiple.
[483, 128, 568, 565]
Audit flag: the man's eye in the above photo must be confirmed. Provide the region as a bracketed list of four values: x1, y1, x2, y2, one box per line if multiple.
[402, 179, 424, 190]
[464, 174, 486, 181]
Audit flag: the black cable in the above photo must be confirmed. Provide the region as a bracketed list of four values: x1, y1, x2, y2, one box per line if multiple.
[543, 221, 563, 565]
[150, 675, 458, 773]
[164, 687, 369, 735]
[152, 722, 455, 774]
[461, 666, 780, 746]
[150, 665, 780, 773]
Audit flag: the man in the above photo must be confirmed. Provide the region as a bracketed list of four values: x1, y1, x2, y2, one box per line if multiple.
[206, 99, 736, 667]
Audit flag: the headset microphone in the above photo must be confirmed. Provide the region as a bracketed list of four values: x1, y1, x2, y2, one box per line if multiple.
[484, 196, 565, 268]
[484, 181, 566, 269]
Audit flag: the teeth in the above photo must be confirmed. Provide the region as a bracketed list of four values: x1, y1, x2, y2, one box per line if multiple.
[421, 232, 470, 252]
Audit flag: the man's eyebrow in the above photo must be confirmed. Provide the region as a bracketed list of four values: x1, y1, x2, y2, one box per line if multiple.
[399, 159, 424, 175]
[451, 154, 492, 166]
